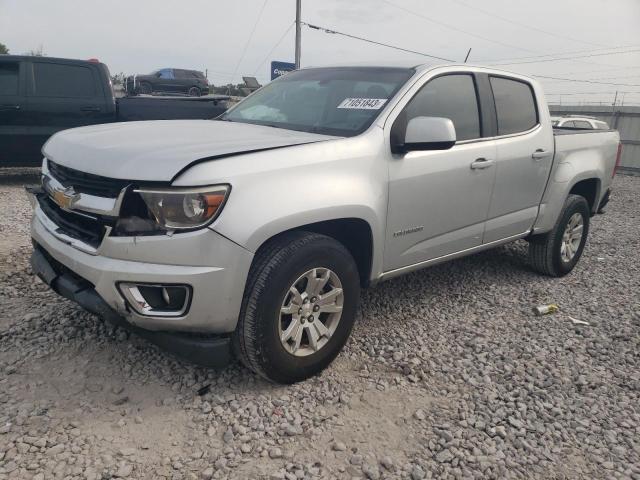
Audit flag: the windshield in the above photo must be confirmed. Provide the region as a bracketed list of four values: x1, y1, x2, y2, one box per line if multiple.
[220, 67, 415, 137]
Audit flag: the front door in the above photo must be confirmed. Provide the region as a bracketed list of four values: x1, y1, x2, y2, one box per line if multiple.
[0, 58, 31, 166]
[156, 68, 178, 93]
[384, 73, 497, 272]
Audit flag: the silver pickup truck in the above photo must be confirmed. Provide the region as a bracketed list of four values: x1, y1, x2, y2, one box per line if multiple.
[28, 64, 622, 383]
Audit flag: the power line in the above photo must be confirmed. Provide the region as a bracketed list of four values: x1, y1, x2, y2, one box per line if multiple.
[380, 0, 537, 54]
[450, 0, 610, 48]
[379, 0, 623, 70]
[484, 45, 640, 65]
[303, 22, 455, 62]
[490, 48, 640, 66]
[253, 21, 295, 75]
[535, 74, 640, 87]
[549, 65, 640, 76]
[546, 91, 640, 96]
[582, 73, 640, 81]
[231, 0, 269, 82]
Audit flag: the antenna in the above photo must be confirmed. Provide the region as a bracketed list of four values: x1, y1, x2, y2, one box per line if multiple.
[464, 48, 472, 63]
[295, 0, 302, 69]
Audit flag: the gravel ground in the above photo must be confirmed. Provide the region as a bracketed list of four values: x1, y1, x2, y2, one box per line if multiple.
[1, 171, 639, 480]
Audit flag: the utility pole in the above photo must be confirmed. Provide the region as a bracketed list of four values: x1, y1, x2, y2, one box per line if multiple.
[295, 0, 302, 69]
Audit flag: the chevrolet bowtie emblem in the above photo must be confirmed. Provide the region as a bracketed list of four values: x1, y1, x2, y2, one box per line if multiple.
[51, 186, 80, 210]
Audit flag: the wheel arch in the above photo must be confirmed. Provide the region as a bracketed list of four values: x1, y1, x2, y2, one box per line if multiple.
[533, 171, 604, 234]
[252, 217, 375, 288]
[568, 177, 601, 215]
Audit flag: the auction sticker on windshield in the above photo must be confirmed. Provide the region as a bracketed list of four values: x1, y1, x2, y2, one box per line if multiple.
[338, 98, 388, 109]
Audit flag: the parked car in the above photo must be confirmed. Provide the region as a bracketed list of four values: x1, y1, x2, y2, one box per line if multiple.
[27, 64, 622, 384]
[551, 115, 609, 129]
[125, 68, 209, 97]
[0, 56, 228, 167]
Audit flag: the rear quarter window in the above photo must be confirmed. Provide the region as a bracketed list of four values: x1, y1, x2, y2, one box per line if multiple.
[490, 76, 538, 135]
[33, 62, 97, 98]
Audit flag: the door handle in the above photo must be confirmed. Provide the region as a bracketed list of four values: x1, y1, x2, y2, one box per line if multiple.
[532, 149, 551, 161]
[470, 158, 495, 170]
[0, 104, 21, 111]
[80, 106, 101, 112]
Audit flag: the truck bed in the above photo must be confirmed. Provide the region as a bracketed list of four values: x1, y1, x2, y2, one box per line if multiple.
[553, 126, 615, 136]
[552, 127, 620, 194]
[117, 95, 229, 121]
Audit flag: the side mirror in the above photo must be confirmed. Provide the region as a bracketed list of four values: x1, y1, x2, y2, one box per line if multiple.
[398, 116, 457, 152]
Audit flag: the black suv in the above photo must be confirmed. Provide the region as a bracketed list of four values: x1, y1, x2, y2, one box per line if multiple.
[126, 68, 209, 96]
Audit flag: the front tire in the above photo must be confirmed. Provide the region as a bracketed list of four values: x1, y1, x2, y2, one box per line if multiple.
[188, 86, 201, 97]
[233, 232, 360, 384]
[528, 194, 590, 277]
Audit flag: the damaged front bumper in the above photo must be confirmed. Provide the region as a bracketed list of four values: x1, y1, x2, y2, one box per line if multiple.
[26, 183, 254, 368]
[30, 241, 232, 368]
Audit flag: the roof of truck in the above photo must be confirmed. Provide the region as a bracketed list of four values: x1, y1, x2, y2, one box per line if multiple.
[0, 54, 106, 66]
[302, 61, 534, 78]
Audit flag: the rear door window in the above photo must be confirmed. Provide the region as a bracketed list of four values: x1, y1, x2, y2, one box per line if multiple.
[401, 74, 481, 141]
[0, 62, 20, 95]
[561, 120, 575, 128]
[33, 62, 96, 98]
[490, 76, 538, 135]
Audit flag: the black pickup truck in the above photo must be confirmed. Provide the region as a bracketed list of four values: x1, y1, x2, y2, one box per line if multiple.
[0, 55, 229, 167]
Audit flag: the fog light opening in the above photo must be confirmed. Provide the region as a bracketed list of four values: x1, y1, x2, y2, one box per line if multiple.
[118, 283, 191, 317]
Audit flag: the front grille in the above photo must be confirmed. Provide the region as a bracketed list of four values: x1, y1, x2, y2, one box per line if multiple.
[48, 160, 130, 198]
[38, 194, 109, 248]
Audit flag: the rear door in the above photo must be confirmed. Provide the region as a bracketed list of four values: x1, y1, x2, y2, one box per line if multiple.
[26, 59, 111, 155]
[483, 76, 554, 243]
[384, 73, 497, 271]
[174, 69, 191, 93]
[0, 58, 32, 166]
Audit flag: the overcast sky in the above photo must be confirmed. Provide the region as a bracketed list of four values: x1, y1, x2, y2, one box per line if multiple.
[2, 0, 640, 104]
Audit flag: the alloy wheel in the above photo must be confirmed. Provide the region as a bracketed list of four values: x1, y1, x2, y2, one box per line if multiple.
[279, 268, 344, 357]
[560, 212, 584, 262]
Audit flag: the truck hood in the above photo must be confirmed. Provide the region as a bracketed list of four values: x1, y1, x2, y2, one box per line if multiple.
[43, 120, 336, 181]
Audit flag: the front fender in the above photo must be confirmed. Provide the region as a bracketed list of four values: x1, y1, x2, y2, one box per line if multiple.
[175, 130, 389, 280]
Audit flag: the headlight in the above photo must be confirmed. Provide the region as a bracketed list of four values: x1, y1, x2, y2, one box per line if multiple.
[135, 185, 229, 230]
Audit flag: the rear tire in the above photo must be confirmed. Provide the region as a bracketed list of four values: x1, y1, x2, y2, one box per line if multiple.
[528, 194, 590, 277]
[232, 232, 360, 384]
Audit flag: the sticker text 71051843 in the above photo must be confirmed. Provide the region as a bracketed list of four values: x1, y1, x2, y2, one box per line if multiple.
[337, 98, 388, 110]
